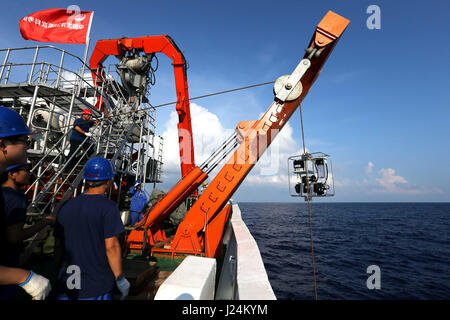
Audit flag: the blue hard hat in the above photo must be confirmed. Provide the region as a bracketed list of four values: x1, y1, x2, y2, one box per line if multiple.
[5, 162, 32, 172]
[0, 106, 33, 138]
[83, 157, 116, 181]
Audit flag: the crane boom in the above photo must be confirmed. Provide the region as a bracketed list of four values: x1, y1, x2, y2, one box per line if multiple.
[89, 35, 196, 177]
[128, 11, 350, 258]
[167, 11, 350, 258]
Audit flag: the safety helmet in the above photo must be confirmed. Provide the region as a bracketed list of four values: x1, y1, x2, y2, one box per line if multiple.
[82, 109, 92, 115]
[83, 157, 116, 181]
[0, 106, 33, 138]
[5, 162, 32, 173]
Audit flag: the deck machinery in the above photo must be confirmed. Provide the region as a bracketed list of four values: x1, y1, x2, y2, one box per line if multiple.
[0, 37, 185, 262]
[0, 12, 349, 271]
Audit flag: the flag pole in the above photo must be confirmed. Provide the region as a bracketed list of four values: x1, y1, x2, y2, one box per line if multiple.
[80, 12, 93, 84]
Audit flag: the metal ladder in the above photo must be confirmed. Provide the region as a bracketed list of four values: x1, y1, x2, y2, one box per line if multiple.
[0, 45, 158, 264]
[20, 121, 138, 265]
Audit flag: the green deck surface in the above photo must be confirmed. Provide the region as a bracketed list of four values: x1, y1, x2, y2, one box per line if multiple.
[124, 253, 184, 272]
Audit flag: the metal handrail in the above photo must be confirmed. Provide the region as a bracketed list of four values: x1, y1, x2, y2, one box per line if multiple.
[27, 116, 136, 214]
[0, 46, 133, 123]
[0, 45, 87, 65]
[26, 130, 72, 186]
[0, 61, 96, 91]
[0, 45, 94, 79]
[0, 46, 111, 104]
[26, 115, 113, 207]
[26, 134, 92, 209]
[1, 45, 161, 213]
[37, 142, 97, 214]
[40, 122, 136, 213]
[99, 68, 129, 109]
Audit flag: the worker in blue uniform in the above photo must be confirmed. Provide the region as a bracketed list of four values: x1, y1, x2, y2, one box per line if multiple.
[66, 108, 99, 169]
[54, 157, 130, 300]
[128, 180, 148, 226]
[0, 106, 51, 300]
[0, 163, 55, 299]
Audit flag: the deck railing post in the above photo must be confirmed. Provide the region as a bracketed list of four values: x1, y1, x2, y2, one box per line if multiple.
[0, 48, 10, 81]
[26, 85, 40, 127]
[4, 63, 12, 84]
[28, 47, 40, 84]
[61, 87, 77, 157]
[55, 50, 65, 88]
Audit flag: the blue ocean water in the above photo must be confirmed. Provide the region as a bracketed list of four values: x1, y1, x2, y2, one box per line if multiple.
[239, 202, 450, 300]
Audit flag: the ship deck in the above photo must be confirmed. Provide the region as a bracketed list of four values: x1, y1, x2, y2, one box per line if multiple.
[15, 230, 188, 300]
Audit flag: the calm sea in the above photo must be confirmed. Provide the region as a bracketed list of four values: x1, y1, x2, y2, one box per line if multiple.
[239, 202, 450, 300]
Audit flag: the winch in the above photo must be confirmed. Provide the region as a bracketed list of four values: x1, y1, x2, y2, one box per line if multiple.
[117, 50, 156, 97]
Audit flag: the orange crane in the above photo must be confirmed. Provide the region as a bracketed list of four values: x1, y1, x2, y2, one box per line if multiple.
[126, 11, 350, 258]
[89, 35, 196, 177]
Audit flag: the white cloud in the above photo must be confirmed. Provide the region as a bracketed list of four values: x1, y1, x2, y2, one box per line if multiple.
[331, 161, 445, 199]
[361, 163, 442, 195]
[333, 177, 354, 188]
[241, 109, 303, 182]
[365, 161, 374, 175]
[371, 167, 427, 195]
[159, 102, 301, 191]
[161, 102, 233, 176]
[375, 168, 407, 188]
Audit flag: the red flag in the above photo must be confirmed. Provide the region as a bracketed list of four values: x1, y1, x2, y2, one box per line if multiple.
[19, 8, 93, 44]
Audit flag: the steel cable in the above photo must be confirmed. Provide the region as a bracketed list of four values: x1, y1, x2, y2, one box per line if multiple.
[27, 80, 276, 134]
[299, 103, 318, 300]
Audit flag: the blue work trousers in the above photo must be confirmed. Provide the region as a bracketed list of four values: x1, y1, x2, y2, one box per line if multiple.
[130, 210, 143, 226]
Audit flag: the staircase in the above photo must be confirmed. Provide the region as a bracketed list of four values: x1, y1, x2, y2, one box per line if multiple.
[0, 46, 158, 264]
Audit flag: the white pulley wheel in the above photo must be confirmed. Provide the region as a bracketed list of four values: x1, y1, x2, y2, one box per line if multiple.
[273, 75, 303, 102]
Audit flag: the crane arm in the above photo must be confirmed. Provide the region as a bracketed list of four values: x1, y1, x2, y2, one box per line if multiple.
[167, 11, 350, 257]
[89, 35, 195, 177]
[126, 11, 349, 258]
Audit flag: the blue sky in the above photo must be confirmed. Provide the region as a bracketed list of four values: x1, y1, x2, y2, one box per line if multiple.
[1, 0, 449, 202]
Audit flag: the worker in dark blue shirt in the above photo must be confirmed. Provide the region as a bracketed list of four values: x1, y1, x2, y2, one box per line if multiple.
[66, 108, 99, 169]
[128, 181, 148, 226]
[54, 157, 130, 300]
[0, 163, 55, 299]
[0, 106, 51, 300]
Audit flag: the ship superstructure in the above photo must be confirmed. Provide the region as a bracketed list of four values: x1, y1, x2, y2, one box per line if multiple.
[0, 44, 163, 262]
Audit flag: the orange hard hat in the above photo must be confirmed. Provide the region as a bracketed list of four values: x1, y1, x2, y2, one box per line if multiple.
[82, 109, 92, 115]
